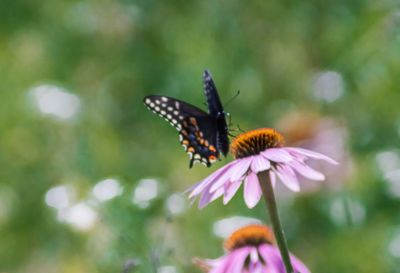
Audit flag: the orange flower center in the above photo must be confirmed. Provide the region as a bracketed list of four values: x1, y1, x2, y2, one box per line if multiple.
[224, 225, 275, 251]
[230, 128, 284, 159]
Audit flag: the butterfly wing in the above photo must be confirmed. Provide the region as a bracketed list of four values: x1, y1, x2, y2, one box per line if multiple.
[143, 95, 220, 168]
[203, 70, 224, 116]
[203, 70, 230, 156]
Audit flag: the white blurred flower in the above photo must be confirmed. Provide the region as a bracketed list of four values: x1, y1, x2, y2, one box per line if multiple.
[58, 202, 97, 231]
[29, 84, 81, 120]
[213, 216, 261, 239]
[166, 193, 185, 215]
[132, 178, 159, 208]
[45, 185, 75, 210]
[313, 71, 344, 103]
[92, 178, 123, 202]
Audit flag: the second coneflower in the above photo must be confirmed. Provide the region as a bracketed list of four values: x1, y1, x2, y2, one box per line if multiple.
[193, 224, 311, 273]
[188, 128, 337, 209]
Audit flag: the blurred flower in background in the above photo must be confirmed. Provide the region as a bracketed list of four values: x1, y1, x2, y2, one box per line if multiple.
[194, 224, 310, 273]
[277, 111, 353, 192]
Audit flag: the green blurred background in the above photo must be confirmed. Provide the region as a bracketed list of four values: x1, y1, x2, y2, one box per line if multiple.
[1, 0, 400, 272]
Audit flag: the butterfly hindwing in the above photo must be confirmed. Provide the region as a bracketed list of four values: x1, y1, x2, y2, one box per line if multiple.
[144, 95, 219, 167]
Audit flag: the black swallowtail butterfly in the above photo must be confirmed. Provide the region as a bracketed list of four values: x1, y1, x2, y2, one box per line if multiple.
[143, 70, 229, 168]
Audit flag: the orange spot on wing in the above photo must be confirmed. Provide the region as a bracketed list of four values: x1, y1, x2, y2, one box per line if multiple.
[182, 140, 189, 145]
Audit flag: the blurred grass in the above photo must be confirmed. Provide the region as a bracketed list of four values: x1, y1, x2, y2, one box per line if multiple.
[1, 0, 400, 272]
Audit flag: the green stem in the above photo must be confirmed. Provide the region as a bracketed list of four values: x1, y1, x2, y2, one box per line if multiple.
[257, 171, 294, 273]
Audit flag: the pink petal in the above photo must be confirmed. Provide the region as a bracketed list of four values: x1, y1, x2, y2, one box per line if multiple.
[258, 245, 280, 273]
[285, 147, 338, 165]
[251, 262, 264, 273]
[290, 160, 325, 181]
[230, 158, 252, 182]
[250, 247, 259, 263]
[262, 148, 293, 163]
[224, 247, 251, 273]
[223, 181, 242, 204]
[198, 185, 224, 209]
[189, 161, 236, 198]
[290, 254, 311, 273]
[209, 162, 241, 193]
[208, 256, 230, 273]
[250, 155, 271, 173]
[260, 244, 311, 273]
[244, 172, 262, 208]
[275, 165, 300, 192]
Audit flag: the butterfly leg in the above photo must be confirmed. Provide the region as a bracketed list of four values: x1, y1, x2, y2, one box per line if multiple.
[189, 158, 194, 168]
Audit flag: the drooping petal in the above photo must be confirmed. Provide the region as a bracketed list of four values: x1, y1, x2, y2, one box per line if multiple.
[209, 161, 243, 193]
[290, 160, 325, 181]
[223, 181, 242, 204]
[251, 262, 264, 273]
[290, 254, 311, 273]
[258, 245, 281, 273]
[230, 157, 252, 182]
[208, 256, 230, 273]
[189, 161, 237, 198]
[262, 148, 293, 163]
[198, 185, 224, 209]
[244, 172, 262, 208]
[249, 247, 259, 263]
[285, 147, 338, 165]
[259, 244, 311, 273]
[250, 155, 271, 173]
[274, 165, 300, 192]
[224, 247, 251, 273]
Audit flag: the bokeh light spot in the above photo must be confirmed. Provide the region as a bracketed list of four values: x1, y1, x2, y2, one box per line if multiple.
[29, 84, 81, 120]
[132, 178, 159, 209]
[213, 216, 262, 239]
[92, 178, 123, 202]
[313, 71, 344, 103]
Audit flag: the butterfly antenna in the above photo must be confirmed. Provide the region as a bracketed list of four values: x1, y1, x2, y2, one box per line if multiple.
[224, 90, 241, 108]
[236, 123, 246, 133]
[226, 112, 233, 127]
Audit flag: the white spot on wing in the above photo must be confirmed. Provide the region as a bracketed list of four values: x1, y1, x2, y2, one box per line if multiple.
[161, 97, 168, 102]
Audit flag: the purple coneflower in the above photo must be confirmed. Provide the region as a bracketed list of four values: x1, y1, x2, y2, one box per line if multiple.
[193, 224, 311, 273]
[188, 128, 337, 209]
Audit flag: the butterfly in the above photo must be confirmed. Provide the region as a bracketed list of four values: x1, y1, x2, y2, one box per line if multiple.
[143, 70, 230, 168]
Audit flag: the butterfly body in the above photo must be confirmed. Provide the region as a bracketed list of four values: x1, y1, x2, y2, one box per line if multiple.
[143, 70, 229, 168]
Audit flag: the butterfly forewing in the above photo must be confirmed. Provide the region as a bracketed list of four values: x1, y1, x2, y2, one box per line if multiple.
[203, 70, 224, 116]
[144, 95, 220, 167]
[203, 70, 230, 156]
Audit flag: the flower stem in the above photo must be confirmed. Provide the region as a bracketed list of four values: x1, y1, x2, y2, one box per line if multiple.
[258, 171, 294, 273]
